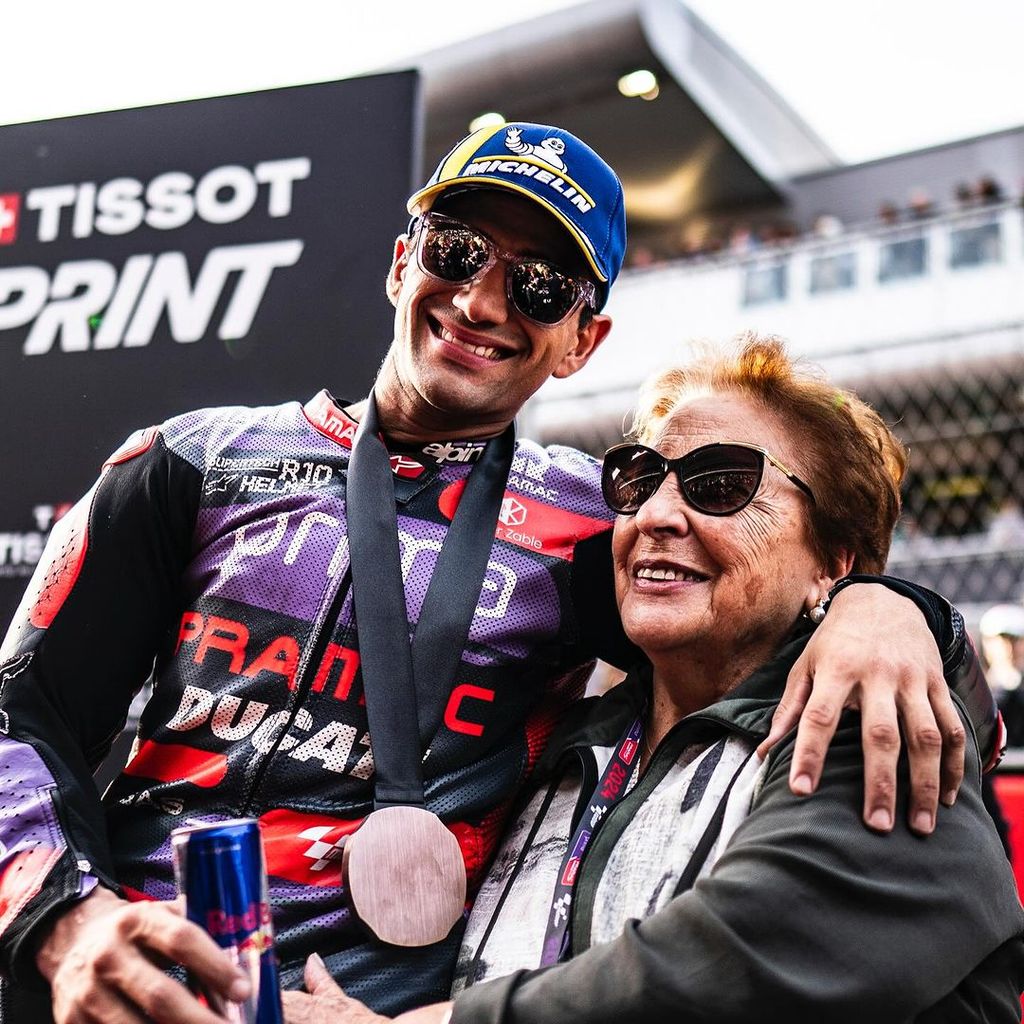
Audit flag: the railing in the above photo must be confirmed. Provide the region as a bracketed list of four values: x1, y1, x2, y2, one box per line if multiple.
[733, 202, 1020, 306]
[629, 198, 1023, 287]
[537, 200, 1024, 404]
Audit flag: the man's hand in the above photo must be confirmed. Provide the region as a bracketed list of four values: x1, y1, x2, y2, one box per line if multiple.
[282, 955, 452, 1024]
[757, 583, 966, 835]
[36, 886, 251, 1024]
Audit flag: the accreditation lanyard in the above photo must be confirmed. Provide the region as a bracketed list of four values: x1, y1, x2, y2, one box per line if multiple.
[539, 715, 643, 966]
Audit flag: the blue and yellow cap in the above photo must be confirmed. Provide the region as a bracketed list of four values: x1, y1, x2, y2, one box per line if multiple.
[408, 122, 626, 310]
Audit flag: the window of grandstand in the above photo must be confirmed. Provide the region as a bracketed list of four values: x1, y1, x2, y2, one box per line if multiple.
[809, 252, 857, 294]
[949, 221, 1002, 269]
[878, 236, 928, 282]
[741, 262, 787, 305]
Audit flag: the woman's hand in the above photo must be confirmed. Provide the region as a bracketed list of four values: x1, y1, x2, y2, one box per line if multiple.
[757, 583, 964, 835]
[282, 955, 453, 1024]
[282, 955, 388, 1024]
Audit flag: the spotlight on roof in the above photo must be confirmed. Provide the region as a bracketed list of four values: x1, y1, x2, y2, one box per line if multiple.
[617, 69, 659, 101]
[469, 112, 506, 132]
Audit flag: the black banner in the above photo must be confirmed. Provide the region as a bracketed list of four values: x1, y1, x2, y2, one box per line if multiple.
[0, 73, 419, 628]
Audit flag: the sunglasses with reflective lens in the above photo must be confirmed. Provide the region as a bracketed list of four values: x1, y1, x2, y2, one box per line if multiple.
[602, 441, 816, 516]
[414, 212, 597, 326]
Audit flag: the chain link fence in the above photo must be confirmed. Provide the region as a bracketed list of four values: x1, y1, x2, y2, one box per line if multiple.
[867, 356, 1024, 614]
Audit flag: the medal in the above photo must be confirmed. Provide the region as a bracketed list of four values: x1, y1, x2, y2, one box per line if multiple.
[343, 806, 466, 946]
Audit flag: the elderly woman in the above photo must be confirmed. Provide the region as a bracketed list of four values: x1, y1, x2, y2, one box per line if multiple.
[285, 336, 1023, 1023]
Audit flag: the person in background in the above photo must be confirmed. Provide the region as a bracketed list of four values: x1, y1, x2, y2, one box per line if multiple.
[981, 603, 1024, 745]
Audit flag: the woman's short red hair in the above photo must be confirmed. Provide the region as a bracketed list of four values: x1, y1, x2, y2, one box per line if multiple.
[629, 333, 908, 575]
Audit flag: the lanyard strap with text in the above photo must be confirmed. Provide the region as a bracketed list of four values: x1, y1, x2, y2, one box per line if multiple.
[539, 715, 643, 966]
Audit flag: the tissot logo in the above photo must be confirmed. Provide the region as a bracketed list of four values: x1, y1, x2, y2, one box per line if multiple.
[0, 158, 310, 355]
[0, 502, 72, 580]
[21, 159, 309, 244]
[0, 194, 20, 245]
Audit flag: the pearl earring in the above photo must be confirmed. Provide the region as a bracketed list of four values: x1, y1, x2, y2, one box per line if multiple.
[808, 598, 827, 624]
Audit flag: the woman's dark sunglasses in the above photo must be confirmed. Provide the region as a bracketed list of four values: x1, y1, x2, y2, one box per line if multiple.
[414, 212, 597, 326]
[602, 441, 816, 516]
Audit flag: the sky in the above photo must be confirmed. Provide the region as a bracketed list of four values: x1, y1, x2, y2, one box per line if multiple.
[2, 0, 1023, 165]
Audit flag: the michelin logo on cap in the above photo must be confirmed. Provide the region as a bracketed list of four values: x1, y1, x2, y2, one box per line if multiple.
[505, 128, 566, 170]
[461, 128, 594, 214]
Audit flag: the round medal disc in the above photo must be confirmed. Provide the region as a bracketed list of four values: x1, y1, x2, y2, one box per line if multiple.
[343, 805, 467, 946]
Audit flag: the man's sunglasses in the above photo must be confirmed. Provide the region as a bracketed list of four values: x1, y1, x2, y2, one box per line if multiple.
[602, 441, 816, 516]
[413, 212, 597, 326]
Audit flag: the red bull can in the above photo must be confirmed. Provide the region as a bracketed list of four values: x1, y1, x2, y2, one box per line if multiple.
[171, 818, 284, 1023]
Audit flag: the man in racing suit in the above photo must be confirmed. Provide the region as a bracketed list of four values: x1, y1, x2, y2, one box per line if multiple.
[0, 123, 997, 1023]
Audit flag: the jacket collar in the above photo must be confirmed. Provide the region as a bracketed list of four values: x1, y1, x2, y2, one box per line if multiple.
[535, 625, 813, 779]
[302, 391, 493, 465]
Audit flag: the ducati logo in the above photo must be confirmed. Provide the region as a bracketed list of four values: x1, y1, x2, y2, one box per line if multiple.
[499, 497, 527, 527]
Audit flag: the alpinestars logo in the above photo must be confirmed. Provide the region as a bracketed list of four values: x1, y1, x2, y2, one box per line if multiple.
[422, 440, 485, 464]
[0, 194, 20, 245]
[389, 454, 425, 479]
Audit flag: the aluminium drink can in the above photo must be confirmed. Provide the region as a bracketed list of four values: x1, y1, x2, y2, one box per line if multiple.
[171, 818, 284, 1023]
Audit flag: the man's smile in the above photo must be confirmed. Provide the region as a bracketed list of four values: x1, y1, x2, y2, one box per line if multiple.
[427, 312, 518, 364]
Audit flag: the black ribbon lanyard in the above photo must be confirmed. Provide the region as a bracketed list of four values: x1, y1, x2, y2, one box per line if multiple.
[346, 393, 515, 809]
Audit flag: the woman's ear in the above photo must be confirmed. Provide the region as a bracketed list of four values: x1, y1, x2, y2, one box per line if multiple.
[806, 548, 856, 610]
[811, 548, 855, 607]
[830, 548, 855, 583]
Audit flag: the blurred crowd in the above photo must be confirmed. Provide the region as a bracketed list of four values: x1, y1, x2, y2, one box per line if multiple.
[624, 173, 1022, 268]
